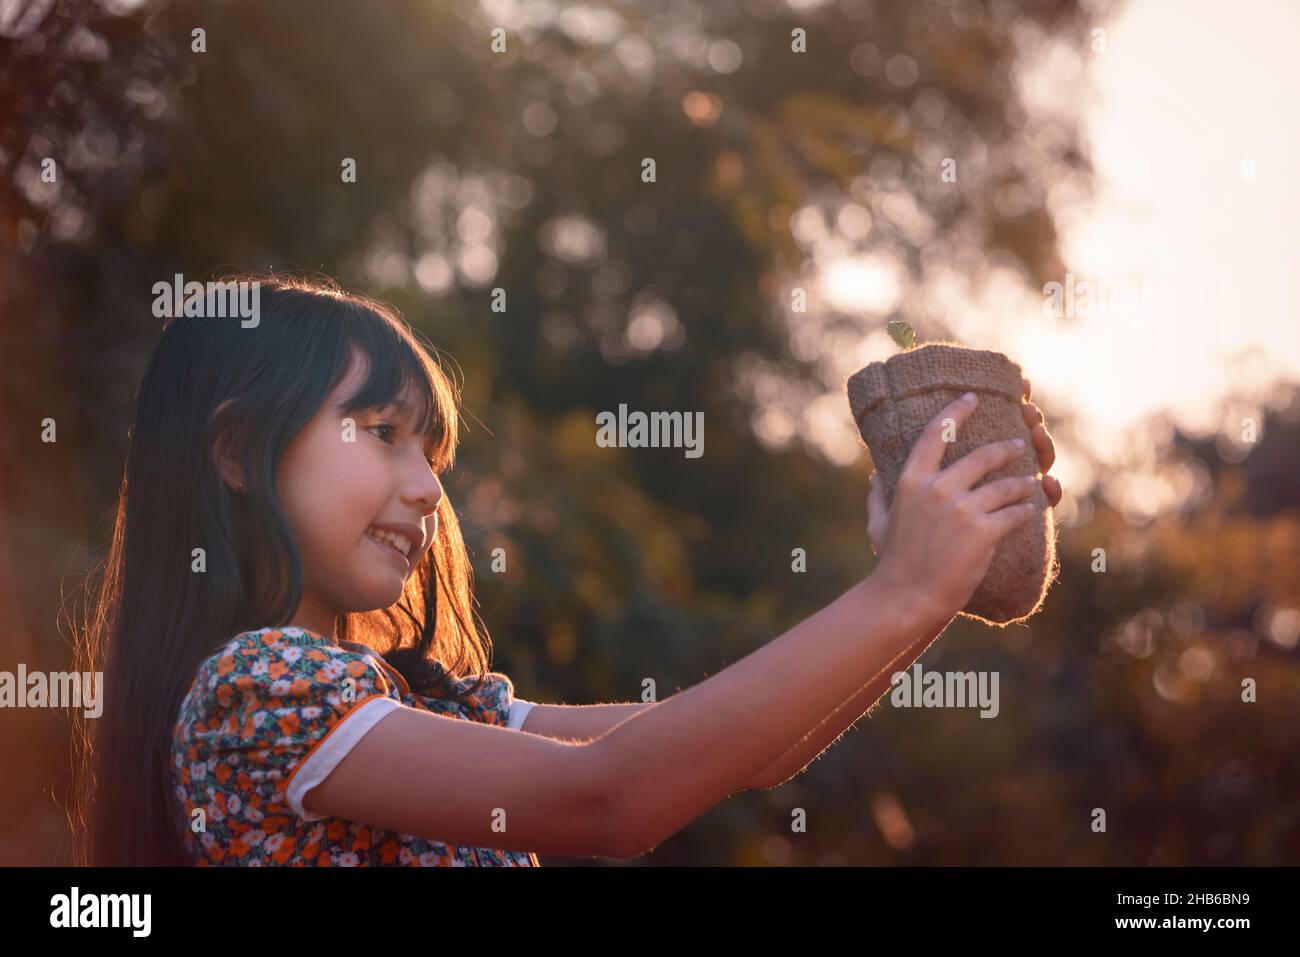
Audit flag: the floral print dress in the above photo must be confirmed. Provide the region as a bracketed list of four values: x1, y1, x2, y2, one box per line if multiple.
[171, 626, 539, 866]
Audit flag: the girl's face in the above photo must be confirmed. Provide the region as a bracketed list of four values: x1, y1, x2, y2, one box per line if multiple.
[275, 354, 444, 637]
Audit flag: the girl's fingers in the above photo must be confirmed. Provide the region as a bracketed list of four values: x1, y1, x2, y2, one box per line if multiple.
[936, 437, 1026, 495]
[1042, 473, 1063, 508]
[966, 474, 1036, 514]
[903, 393, 981, 477]
[1021, 401, 1043, 429]
[987, 495, 1043, 537]
[1029, 422, 1056, 473]
[1011, 380, 1061, 512]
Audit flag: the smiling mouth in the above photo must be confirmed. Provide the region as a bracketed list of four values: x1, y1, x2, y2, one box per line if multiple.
[364, 532, 411, 568]
[365, 525, 415, 557]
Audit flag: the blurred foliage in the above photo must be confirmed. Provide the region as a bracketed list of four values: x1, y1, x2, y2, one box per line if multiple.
[2, 0, 1296, 866]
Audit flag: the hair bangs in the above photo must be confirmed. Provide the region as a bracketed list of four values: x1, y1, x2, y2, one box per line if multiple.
[334, 300, 461, 475]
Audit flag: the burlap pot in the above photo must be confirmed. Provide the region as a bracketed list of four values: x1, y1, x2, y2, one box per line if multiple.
[845, 342, 1057, 626]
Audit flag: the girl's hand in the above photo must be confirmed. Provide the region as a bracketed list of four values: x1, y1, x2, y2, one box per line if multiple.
[868, 377, 1061, 555]
[1019, 378, 1062, 507]
[866, 392, 1045, 627]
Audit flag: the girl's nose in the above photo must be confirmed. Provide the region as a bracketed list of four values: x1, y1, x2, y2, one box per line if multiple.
[411, 469, 443, 515]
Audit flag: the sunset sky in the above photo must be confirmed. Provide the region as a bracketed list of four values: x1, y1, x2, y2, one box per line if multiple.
[1018, 0, 1300, 514]
[813, 0, 1300, 522]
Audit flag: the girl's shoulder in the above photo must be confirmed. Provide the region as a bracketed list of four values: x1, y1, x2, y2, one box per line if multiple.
[175, 626, 405, 736]
[195, 624, 399, 688]
[176, 624, 521, 738]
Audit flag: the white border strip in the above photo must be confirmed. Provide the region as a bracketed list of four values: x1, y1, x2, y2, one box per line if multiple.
[507, 698, 536, 731]
[285, 696, 404, 821]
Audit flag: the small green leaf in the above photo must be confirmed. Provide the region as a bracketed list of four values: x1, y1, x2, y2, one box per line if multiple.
[887, 320, 915, 350]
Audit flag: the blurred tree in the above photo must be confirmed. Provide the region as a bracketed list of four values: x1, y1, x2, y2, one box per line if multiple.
[0, 0, 1109, 692]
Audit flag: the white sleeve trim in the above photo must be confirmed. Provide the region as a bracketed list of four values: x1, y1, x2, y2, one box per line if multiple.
[506, 697, 537, 731]
[285, 695, 404, 821]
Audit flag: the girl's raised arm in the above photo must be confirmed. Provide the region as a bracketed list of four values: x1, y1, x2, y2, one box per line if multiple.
[307, 392, 1040, 858]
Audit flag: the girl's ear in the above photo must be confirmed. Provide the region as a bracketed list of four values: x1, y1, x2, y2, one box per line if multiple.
[214, 452, 245, 494]
[210, 399, 246, 494]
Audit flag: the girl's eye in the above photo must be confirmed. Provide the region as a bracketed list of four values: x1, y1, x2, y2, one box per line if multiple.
[369, 422, 398, 443]
[370, 422, 440, 469]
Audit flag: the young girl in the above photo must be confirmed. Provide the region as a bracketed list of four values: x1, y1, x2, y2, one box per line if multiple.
[72, 273, 1060, 866]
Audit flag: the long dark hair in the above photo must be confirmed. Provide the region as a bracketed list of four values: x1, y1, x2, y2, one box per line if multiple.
[69, 272, 495, 865]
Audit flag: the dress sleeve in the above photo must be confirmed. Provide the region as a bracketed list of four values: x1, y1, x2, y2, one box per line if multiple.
[471, 670, 536, 730]
[507, 696, 537, 731]
[197, 637, 405, 822]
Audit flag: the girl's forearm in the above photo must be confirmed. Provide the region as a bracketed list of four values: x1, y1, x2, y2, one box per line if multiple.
[746, 620, 945, 789]
[588, 573, 948, 856]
